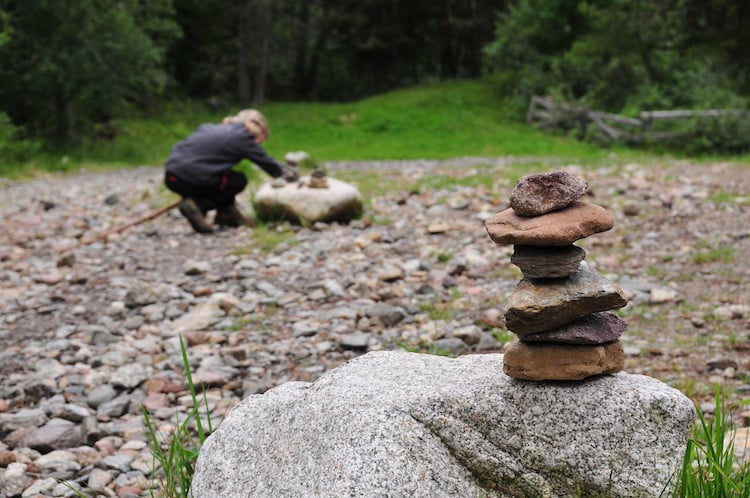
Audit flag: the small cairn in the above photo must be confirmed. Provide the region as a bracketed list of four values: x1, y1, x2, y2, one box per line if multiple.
[485, 170, 629, 381]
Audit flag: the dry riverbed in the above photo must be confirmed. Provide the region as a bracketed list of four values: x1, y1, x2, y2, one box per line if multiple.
[1, 157, 748, 496]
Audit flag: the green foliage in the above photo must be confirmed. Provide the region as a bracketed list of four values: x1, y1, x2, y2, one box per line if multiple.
[418, 300, 456, 321]
[0, 112, 40, 174]
[414, 169, 496, 191]
[397, 340, 455, 357]
[483, 0, 750, 153]
[709, 191, 750, 206]
[692, 246, 735, 265]
[60, 335, 214, 497]
[1, 0, 750, 157]
[0, 0, 181, 142]
[0, 8, 11, 47]
[685, 115, 750, 156]
[436, 251, 453, 264]
[482, 0, 590, 107]
[491, 328, 514, 344]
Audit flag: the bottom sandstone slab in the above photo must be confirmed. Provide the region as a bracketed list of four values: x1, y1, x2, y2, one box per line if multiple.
[503, 340, 624, 381]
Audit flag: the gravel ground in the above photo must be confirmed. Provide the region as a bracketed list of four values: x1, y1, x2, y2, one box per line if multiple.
[0, 158, 748, 496]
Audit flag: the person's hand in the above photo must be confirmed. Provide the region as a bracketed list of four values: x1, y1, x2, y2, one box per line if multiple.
[282, 165, 299, 183]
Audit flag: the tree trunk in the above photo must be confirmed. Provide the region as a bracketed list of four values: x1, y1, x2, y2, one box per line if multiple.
[253, 0, 276, 105]
[439, 0, 457, 79]
[466, 0, 481, 77]
[237, 0, 252, 105]
[56, 87, 75, 143]
[293, 1, 312, 97]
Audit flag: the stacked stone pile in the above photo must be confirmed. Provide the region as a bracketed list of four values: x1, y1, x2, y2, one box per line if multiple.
[485, 170, 629, 381]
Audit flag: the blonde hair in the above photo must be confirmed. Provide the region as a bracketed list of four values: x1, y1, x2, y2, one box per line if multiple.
[223, 109, 269, 141]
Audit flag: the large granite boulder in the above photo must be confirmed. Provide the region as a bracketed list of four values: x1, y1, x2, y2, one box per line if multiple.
[192, 351, 694, 498]
[252, 176, 363, 224]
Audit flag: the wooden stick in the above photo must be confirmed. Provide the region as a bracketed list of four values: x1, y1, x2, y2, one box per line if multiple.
[61, 199, 181, 251]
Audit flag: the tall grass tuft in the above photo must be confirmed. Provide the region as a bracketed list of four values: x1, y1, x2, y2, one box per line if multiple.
[674, 388, 750, 497]
[142, 335, 213, 498]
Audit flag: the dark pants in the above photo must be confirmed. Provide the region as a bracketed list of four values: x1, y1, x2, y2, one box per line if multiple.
[164, 171, 247, 213]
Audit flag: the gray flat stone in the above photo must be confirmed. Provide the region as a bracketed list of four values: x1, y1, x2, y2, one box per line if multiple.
[511, 244, 586, 278]
[505, 262, 628, 335]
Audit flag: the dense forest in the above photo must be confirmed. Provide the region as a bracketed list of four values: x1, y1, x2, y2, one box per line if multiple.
[0, 0, 749, 149]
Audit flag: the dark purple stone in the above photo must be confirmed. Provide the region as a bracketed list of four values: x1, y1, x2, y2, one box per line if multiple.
[520, 311, 627, 344]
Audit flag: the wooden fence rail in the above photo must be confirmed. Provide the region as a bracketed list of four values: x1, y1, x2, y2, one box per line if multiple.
[526, 95, 749, 145]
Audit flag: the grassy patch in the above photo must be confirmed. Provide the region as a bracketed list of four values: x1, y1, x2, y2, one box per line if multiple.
[232, 224, 298, 255]
[646, 264, 668, 279]
[491, 328, 514, 344]
[709, 191, 750, 206]
[675, 388, 750, 497]
[3, 79, 642, 179]
[331, 169, 408, 199]
[264, 80, 613, 162]
[692, 246, 736, 265]
[397, 340, 456, 357]
[413, 167, 498, 192]
[418, 300, 457, 321]
[433, 250, 453, 263]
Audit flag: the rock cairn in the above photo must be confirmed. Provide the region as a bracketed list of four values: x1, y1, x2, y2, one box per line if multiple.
[485, 170, 629, 381]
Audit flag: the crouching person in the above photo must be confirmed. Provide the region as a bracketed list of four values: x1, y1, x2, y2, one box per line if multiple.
[164, 109, 298, 233]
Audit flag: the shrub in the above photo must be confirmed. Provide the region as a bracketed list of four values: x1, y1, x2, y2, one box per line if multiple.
[0, 112, 40, 167]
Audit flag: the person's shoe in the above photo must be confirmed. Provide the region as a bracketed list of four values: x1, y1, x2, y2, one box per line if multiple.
[179, 198, 213, 233]
[215, 202, 253, 227]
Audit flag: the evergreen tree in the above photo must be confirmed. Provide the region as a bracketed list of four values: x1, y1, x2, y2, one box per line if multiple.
[0, 0, 180, 141]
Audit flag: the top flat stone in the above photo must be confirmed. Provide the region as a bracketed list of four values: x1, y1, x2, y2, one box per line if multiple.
[485, 201, 614, 246]
[510, 170, 588, 216]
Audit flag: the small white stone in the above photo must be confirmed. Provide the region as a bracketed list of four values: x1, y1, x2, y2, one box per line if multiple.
[108, 301, 126, 316]
[650, 287, 679, 304]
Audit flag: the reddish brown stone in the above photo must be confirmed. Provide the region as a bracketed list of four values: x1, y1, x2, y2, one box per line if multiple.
[117, 485, 142, 497]
[485, 202, 614, 246]
[161, 380, 186, 394]
[182, 331, 207, 346]
[0, 450, 16, 465]
[142, 391, 169, 411]
[510, 170, 588, 217]
[143, 378, 166, 393]
[503, 340, 625, 381]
